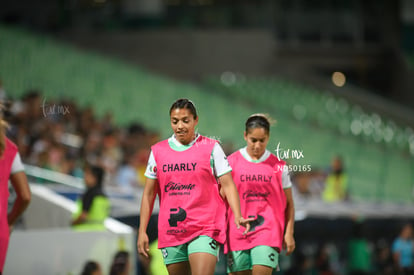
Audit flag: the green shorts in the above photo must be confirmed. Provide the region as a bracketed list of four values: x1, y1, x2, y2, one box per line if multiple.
[161, 235, 220, 265]
[227, 246, 279, 273]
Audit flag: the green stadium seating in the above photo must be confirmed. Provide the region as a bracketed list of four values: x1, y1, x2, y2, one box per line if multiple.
[0, 25, 412, 203]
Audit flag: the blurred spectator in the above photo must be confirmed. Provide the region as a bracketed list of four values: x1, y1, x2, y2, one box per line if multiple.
[315, 243, 336, 275]
[291, 170, 326, 199]
[83, 130, 103, 166]
[135, 147, 151, 187]
[47, 142, 66, 172]
[71, 164, 110, 231]
[78, 106, 97, 137]
[375, 239, 394, 275]
[80, 260, 103, 275]
[392, 223, 414, 274]
[100, 129, 123, 185]
[61, 153, 83, 178]
[122, 123, 146, 153]
[101, 111, 116, 133]
[115, 150, 140, 191]
[109, 251, 130, 275]
[2, 89, 159, 194]
[285, 249, 314, 275]
[322, 156, 348, 202]
[348, 219, 373, 275]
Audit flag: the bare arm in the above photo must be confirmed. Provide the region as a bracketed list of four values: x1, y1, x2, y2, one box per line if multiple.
[283, 187, 295, 255]
[219, 172, 252, 233]
[8, 171, 31, 227]
[137, 177, 158, 258]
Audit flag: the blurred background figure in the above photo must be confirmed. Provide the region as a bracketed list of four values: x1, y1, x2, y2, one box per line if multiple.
[392, 223, 414, 275]
[115, 149, 140, 192]
[315, 243, 336, 275]
[284, 249, 314, 275]
[347, 218, 373, 275]
[71, 164, 110, 231]
[375, 239, 395, 275]
[100, 129, 123, 187]
[109, 251, 130, 275]
[322, 156, 348, 202]
[80, 260, 103, 275]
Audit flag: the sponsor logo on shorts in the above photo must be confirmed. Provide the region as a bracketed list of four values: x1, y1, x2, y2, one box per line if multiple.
[161, 248, 168, 258]
[269, 253, 275, 262]
[209, 240, 218, 250]
[168, 207, 187, 227]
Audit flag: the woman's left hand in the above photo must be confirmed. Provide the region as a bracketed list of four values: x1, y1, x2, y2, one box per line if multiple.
[283, 234, 295, 255]
[235, 216, 255, 235]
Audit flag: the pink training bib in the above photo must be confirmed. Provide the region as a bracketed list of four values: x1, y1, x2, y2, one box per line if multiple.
[226, 150, 287, 253]
[0, 138, 18, 271]
[152, 136, 227, 248]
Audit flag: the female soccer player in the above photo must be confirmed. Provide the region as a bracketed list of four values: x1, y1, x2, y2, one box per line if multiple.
[226, 114, 295, 275]
[137, 98, 250, 275]
[0, 106, 31, 275]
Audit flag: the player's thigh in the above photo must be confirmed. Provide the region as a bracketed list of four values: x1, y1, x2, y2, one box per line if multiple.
[162, 245, 190, 275]
[166, 261, 191, 275]
[188, 235, 220, 275]
[252, 265, 273, 275]
[188, 252, 217, 275]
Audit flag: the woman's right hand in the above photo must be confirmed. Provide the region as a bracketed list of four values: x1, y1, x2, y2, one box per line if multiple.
[137, 231, 150, 258]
